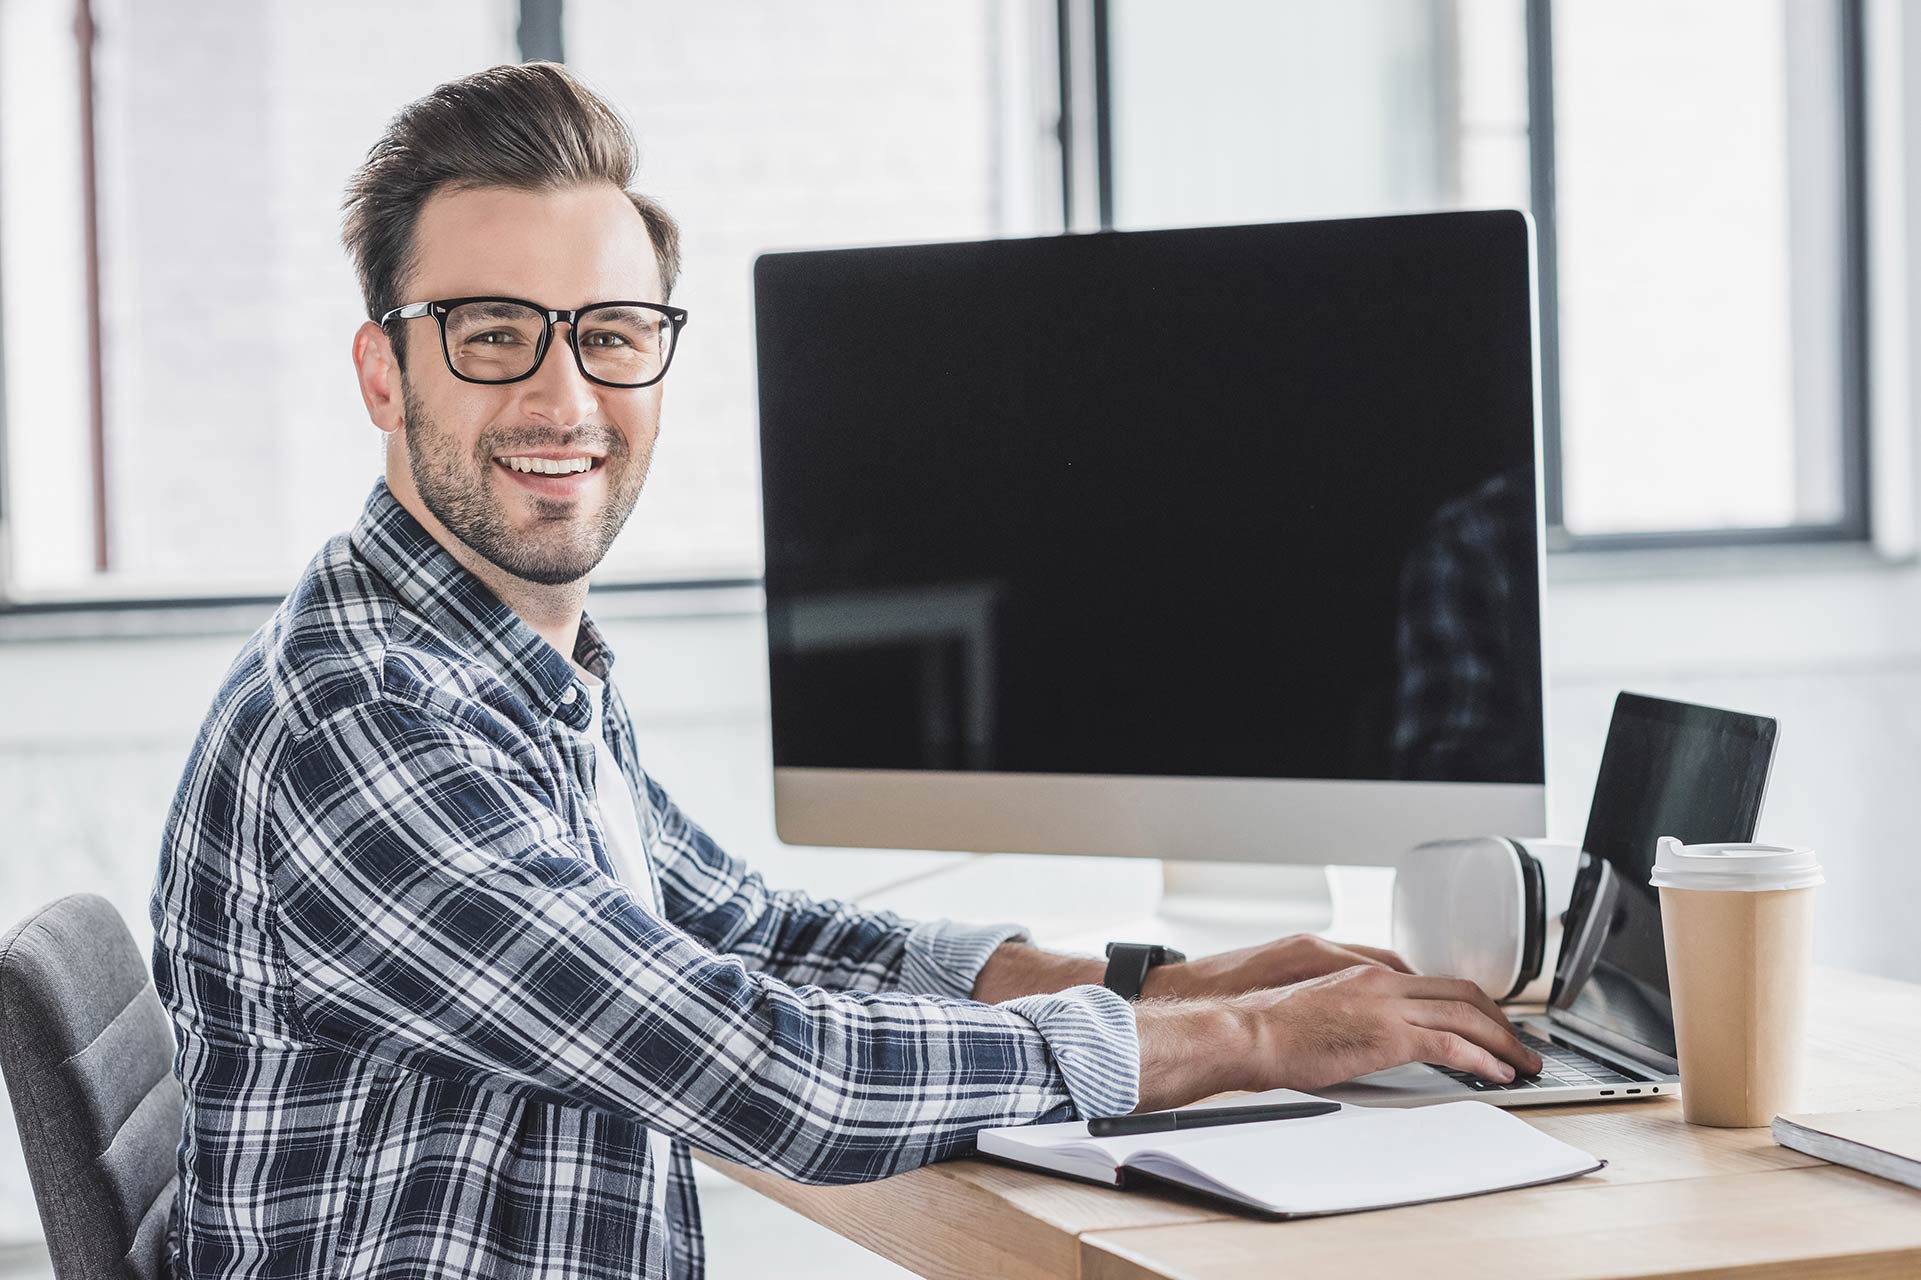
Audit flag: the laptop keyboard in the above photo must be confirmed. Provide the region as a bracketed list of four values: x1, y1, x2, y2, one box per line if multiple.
[1427, 1029, 1645, 1093]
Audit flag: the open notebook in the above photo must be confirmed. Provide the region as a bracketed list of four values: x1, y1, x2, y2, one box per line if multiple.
[975, 1089, 1605, 1219]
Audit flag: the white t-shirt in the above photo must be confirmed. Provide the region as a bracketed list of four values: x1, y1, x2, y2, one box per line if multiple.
[569, 664, 674, 1251]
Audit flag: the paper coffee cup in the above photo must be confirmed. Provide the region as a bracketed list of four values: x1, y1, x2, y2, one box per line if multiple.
[1651, 838, 1823, 1127]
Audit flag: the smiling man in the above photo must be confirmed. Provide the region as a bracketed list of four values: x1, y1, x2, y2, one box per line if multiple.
[149, 62, 1538, 1280]
[370, 177, 666, 651]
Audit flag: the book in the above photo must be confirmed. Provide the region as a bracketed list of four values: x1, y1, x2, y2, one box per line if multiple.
[974, 1088, 1606, 1219]
[1773, 1108, 1921, 1192]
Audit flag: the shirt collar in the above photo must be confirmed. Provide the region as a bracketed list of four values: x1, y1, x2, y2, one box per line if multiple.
[347, 475, 615, 732]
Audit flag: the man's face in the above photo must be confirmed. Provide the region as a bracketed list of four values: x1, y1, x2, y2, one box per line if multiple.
[392, 183, 665, 586]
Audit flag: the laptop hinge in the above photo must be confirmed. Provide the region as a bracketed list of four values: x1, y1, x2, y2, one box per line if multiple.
[1532, 1014, 1679, 1078]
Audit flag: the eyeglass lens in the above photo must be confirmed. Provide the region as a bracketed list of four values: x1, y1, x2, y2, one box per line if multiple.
[442, 301, 675, 385]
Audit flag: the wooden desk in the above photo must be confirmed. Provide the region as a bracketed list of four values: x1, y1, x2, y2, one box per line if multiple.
[699, 965, 1921, 1279]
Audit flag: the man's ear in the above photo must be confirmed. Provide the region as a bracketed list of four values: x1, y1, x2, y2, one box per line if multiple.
[353, 320, 405, 434]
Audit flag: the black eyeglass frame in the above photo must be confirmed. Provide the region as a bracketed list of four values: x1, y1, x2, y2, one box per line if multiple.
[379, 295, 690, 389]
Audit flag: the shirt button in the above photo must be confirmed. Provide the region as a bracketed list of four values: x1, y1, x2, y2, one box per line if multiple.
[560, 686, 578, 705]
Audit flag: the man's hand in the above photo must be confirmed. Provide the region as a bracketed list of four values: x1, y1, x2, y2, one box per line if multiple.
[1133, 964, 1543, 1112]
[1140, 933, 1414, 1000]
[966, 939, 1540, 1115]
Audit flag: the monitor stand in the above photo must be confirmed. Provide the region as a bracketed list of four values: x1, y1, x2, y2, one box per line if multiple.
[909, 853, 1397, 963]
[1149, 862, 1335, 956]
[1039, 859, 1396, 961]
[1163, 861, 1330, 930]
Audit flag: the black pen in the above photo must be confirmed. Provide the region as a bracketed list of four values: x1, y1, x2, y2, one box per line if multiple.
[1087, 1099, 1340, 1138]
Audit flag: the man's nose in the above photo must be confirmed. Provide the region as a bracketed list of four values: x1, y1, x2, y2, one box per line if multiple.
[519, 323, 601, 424]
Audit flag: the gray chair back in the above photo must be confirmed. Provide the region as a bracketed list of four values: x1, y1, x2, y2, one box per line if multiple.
[0, 894, 179, 1278]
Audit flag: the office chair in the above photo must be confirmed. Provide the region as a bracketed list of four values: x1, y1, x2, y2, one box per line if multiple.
[0, 894, 179, 1278]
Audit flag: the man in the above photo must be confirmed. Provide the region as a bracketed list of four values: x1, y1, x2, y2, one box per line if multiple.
[151, 62, 1539, 1280]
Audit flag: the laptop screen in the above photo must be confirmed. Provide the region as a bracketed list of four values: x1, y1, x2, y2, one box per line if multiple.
[1548, 692, 1777, 1062]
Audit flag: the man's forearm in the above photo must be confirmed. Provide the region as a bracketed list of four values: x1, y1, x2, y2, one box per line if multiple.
[970, 939, 1185, 1003]
[972, 941, 1249, 1113]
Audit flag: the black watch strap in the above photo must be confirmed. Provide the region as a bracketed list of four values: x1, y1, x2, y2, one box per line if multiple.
[1102, 941, 1187, 1001]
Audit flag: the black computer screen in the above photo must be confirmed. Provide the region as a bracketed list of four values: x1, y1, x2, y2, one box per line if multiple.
[755, 212, 1543, 784]
[1551, 693, 1777, 1059]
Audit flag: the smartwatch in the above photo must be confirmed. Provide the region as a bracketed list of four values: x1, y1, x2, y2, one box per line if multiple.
[1102, 941, 1186, 1001]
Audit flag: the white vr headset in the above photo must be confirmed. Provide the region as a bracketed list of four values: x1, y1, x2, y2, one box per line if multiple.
[1390, 836, 1583, 1002]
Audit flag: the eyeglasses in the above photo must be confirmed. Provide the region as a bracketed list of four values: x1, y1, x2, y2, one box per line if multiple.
[379, 296, 688, 389]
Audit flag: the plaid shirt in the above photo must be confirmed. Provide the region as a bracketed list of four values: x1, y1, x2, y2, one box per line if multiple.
[150, 475, 1139, 1280]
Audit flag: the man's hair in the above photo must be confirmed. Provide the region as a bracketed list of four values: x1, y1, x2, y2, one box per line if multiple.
[341, 61, 681, 368]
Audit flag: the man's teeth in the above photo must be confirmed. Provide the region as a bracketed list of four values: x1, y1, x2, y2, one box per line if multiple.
[499, 456, 595, 475]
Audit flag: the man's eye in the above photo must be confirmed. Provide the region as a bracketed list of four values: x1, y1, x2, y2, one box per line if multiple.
[583, 331, 632, 348]
[469, 330, 524, 345]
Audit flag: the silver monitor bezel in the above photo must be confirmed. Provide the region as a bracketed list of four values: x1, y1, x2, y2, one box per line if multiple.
[763, 210, 1552, 869]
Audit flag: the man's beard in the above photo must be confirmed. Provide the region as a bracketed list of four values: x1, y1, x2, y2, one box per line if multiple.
[400, 375, 651, 587]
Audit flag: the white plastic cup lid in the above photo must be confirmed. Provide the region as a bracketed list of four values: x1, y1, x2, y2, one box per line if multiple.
[1649, 836, 1824, 892]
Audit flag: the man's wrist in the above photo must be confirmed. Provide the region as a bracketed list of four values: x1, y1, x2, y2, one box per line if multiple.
[969, 939, 1202, 1004]
[1132, 996, 1250, 1113]
[970, 940, 1105, 1004]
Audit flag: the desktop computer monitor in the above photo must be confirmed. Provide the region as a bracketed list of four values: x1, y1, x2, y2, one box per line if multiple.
[753, 210, 1546, 869]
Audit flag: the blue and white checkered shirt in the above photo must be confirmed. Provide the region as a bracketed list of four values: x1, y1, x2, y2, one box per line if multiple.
[150, 475, 1140, 1279]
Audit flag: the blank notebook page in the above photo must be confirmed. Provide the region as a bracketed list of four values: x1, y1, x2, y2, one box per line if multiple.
[1125, 1101, 1597, 1215]
[978, 1090, 1602, 1217]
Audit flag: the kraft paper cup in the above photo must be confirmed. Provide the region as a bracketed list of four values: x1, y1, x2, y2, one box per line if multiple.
[1651, 838, 1823, 1128]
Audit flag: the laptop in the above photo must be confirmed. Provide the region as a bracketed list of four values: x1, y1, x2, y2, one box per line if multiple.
[1316, 692, 1778, 1109]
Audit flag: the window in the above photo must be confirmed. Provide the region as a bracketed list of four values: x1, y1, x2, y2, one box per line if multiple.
[1107, 0, 1530, 228]
[0, 0, 519, 600]
[1543, 0, 1866, 542]
[564, 0, 1058, 581]
[0, 0, 1877, 609]
[0, 0, 1057, 602]
[1099, 0, 1870, 549]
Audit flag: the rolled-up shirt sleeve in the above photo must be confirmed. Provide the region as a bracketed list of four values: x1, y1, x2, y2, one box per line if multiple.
[997, 983, 1141, 1121]
[632, 776, 1141, 1117]
[896, 916, 1031, 998]
[268, 698, 1141, 1190]
[897, 923, 1144, 1113]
